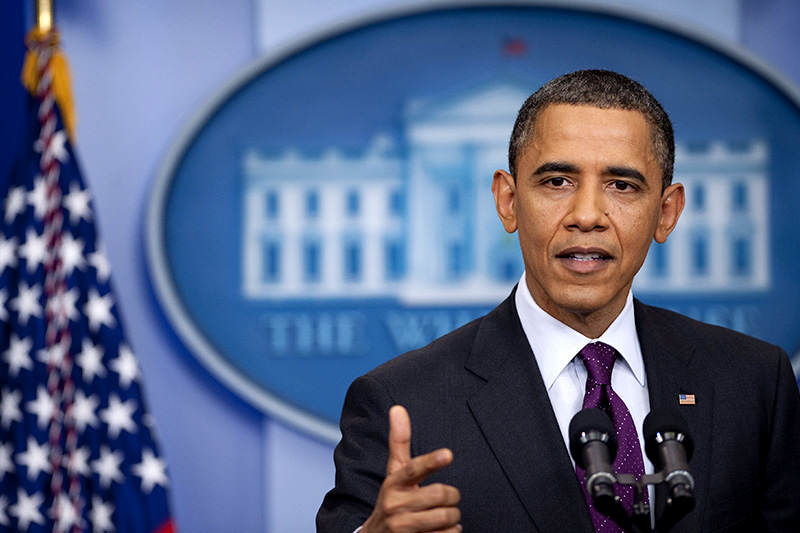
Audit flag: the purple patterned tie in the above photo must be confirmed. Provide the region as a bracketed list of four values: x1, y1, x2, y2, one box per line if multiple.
[575, 342, 648, 532]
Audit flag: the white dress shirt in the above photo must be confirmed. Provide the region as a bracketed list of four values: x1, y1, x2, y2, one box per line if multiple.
[514, 272, 656, 511]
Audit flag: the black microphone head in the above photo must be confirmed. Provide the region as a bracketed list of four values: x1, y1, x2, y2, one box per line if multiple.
[643, 408, 694, 465]
[569, 408, 618, 468]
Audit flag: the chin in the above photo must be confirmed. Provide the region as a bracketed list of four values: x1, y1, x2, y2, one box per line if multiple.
[551, 288, 614, 316]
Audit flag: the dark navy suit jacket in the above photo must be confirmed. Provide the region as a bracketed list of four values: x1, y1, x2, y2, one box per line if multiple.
[317, 291, 800, 532]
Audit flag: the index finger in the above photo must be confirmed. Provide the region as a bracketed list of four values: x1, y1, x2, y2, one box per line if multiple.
[387, 405, 412, 476]
[389, 447, 453, 487]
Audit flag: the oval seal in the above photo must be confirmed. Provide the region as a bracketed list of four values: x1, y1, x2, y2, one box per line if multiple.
[147, 3, 800, 442]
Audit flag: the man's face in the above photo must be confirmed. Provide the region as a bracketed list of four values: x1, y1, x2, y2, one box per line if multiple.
[493, 104, 684, 330]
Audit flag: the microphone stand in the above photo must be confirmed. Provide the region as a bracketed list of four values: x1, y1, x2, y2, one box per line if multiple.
[595, 471, 694, 533]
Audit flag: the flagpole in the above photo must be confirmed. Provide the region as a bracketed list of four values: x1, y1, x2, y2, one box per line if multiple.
[35, 0, 54, 33]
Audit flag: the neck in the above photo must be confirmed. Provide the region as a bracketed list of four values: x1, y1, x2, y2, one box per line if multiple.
[525, 278, 629, 339]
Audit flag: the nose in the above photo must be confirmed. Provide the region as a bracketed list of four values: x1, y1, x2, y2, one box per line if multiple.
[565, 182, 608, 231]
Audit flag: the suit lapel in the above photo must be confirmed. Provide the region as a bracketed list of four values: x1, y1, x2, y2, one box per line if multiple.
[635, 300, 714, 531]
[465, 292, 593, 532]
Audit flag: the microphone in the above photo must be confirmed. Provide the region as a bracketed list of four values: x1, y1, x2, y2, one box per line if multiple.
[643, 409, 695, 515]
[569, 408, 618, 512]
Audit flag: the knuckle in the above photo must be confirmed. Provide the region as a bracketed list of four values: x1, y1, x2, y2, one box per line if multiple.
[430, 483, 448, 501]
[385, 515, 406, 533]
[435, 506, 460, 524]
[380, 495, 400, 516]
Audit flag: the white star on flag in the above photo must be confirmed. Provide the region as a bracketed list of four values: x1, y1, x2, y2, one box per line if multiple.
[26, 386, 56, 430]
[19, 228, 47, 272]
[48, 130, 69, 163]
[0, 389, 22, 428]
[64, 446, 92, 477]
[35, 129, 69, 165]
[100, 394, 137, 438]
[0, 236, 17, 273]
[84, 288, 116, 331]
[46, 286, 79, 323]
[63, 182, 92, 224]
[76, 338, 106, 382]
[71, 390, 99, 432]
[88, 246, 111, 282]
[3, 334, 33, 377]
[54, 492, 83, 532]
[16, 436, 51, 480]
[92, 446, 124, 488]
[111, 345, 140, 388]
[37, 341, 68, 369]
[4, 186, 25, 222]
[10, 281, 42, 325]
[90, 496, 114, 533]
[0, 443, 13, 480]
[26, 175, 49, 220]
[59, 232, 86, 275]
[8, 488, 44, 530]
[132, 449, 169, 494]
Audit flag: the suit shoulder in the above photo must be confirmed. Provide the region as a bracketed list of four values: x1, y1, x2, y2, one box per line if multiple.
[365, 314, 483, 386]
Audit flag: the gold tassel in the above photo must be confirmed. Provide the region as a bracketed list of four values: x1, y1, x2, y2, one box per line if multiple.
[21, 28, 77, 143]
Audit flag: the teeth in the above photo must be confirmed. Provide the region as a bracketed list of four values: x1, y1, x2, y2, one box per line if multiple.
[569, 253, 604, 261]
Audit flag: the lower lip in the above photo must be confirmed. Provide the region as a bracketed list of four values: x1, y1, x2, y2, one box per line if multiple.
[556, 256, 613, 274]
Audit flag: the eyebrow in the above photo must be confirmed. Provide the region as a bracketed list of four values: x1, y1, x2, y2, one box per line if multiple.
[605, 166, 647, 184]
[531, 161, 580, 175]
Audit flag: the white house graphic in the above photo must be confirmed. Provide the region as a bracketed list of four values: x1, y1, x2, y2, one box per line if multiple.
[242, 83, 770, 302]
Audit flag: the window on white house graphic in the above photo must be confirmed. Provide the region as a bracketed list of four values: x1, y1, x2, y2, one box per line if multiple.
[731, 234, 752, 277]
[262, 239, 281, 282]
[447, 186, 460, 214]
[265, 190, 279, 219]
[344, 239, 361, 281]
[691, 230, 709, 276]
[303, 239, 321, 282]
[346, 190, 360, 217]
[389, 189, 405, 217]
[732, 182, 748, 211]
[448, 241, 465, 279]
[692, 184, 705, 212]
[384, 239, 405, 280]
[305, 190, 319, 218]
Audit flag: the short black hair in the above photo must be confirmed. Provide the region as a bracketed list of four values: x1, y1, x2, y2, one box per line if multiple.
[508, 69, 674, 190]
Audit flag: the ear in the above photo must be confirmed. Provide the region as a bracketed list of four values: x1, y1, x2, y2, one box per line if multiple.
[492, 169, 518, 233]
[654, 182, 685, 243]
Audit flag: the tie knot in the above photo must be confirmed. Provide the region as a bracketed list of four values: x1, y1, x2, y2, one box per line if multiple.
[579, 341, 617, 385]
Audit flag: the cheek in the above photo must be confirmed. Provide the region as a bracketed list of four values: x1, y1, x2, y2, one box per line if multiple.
[614, 208, 660, 256]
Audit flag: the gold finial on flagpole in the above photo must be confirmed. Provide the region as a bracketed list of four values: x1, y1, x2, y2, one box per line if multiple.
[35, 0, 54, 34]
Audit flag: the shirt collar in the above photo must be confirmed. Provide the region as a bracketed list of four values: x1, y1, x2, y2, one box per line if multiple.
[514, 272, 646, 389]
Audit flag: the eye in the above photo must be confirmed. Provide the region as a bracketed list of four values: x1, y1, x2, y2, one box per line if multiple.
[546, 177, 567, 187]
[612, 180, 635, 191]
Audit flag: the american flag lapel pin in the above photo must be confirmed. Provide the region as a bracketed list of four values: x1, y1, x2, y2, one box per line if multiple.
[678, 393, 696, 405]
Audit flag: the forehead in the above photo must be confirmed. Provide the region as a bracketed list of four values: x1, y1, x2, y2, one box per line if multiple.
[523, 104, 656, 165]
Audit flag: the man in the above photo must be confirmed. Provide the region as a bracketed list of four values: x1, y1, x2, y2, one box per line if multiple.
[316, 70, 800, 532]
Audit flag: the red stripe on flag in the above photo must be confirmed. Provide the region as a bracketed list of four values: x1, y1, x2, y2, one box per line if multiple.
[155, 519, 177, 533]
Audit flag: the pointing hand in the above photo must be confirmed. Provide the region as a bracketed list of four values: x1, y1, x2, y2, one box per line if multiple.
[361, 405, 461, 533]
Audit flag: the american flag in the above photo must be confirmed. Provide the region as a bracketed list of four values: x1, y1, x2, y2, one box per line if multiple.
[0, 30, 175, 532]
[678, 394, 696, 406]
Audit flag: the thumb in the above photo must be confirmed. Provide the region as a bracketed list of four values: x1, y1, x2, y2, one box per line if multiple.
[386, 405, 411, 476]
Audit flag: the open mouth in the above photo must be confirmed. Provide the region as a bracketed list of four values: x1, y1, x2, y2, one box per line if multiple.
[556, 250, 613, 261]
